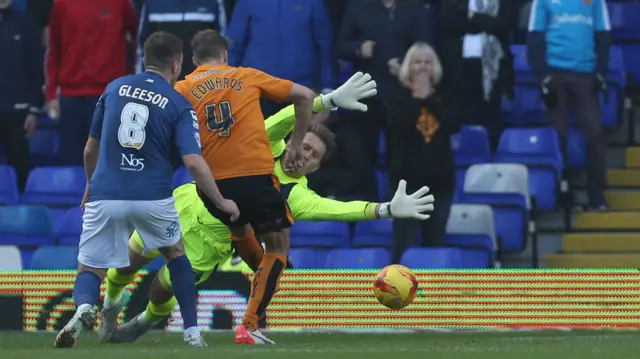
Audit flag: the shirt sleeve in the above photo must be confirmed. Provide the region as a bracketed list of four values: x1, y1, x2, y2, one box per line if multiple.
[89, 93, 106, 140]
[174, 80, 190, 98]
[593, 0, 611, 32]
[250, 69, 294, 102]
[265, 96, 328, 143]
[174, 108, 202, 156]
[527, 0, 547, 32]
[287, 184, 379, 221]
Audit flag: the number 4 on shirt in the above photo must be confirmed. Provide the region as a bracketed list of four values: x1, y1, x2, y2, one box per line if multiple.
[205, 101, 235, 138]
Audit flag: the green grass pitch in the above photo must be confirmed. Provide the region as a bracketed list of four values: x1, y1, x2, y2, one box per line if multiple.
[1, 331, 639, 359]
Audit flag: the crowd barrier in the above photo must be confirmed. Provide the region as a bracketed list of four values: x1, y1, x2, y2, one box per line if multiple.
[0, 269, 639, 331]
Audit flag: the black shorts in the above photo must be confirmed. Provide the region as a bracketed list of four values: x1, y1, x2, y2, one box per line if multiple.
[197, 174, 293, 233]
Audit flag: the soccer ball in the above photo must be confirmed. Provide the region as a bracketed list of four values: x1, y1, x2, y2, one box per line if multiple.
[373, 264, 419, 309]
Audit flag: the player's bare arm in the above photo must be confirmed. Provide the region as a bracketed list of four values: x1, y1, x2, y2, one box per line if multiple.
[283, 83, 315, 172]
[81, 137, 100, 210]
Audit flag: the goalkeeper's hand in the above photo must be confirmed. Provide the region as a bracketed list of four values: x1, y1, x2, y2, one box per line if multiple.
[389, 180, 435, 220]
[322, 72, 377, 111]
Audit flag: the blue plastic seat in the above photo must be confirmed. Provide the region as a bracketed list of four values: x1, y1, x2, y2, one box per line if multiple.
[0, 165, 19, 204]
[400, 247, 463, 269]
[30, 246, 78, 269]
[290, 221, 350, 248]
[29, 129, 59, 166]
[452, 126, 491, 166]
[352, 220, 393, 247]
[378, 131, 387, 167]
[55, 207, 83, 245]
[173, 167, 194, 189]
[20, 166, 85, 206]
[0, 205, 54, 246]
[493, 128, 562, 210]
[511, 45, 536, 84]
[451, 126, 491, 193]
[445, 204, 497, 268]
[375, 169, 390, 202]
[325, 248, 390, 269]
[519, 86, 547, 124]
[288, 248, 317, 269]
[457, 164, 530, 252]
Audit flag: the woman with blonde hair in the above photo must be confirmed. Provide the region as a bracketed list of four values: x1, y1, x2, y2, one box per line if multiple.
[386, 42, 461, 264]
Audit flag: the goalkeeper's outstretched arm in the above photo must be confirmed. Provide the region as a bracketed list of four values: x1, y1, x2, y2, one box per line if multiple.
[287, 179, 434, 222]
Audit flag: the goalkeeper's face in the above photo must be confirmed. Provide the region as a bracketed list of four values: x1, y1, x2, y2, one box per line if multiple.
[285, 132, 326, 178]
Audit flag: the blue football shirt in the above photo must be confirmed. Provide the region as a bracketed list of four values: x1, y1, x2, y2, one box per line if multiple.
[88, 71, 201, 201]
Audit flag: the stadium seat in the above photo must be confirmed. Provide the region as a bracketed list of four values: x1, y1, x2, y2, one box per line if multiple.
[493, 128, 562, 210]
[173, 167, 194, 188]
[29, 129, 59, 165]
[55, 207, 83, 245]
[352, 220, 393, 247]
[0, 165, 19, 204]
[20, 166, 85, 206]
[445, 204, 496, 268]
[457, 164, 530, 252]
[288, 248, 317, 269]
[378, 131, 386, 167]
[30, 246, 78, 270]
[400, 247, 463, 269]
[290, 221, 350, 248]
[0, 245, 22, 270]
[0, 205, 54, 246]
[451, 126, 491, 193]
[511, 44, 536, 84]
[375, 169, 390, 201]
[325, 248, 390, 269]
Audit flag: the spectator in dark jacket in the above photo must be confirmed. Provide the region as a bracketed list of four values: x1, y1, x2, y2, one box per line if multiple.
[387, 43, 460, 264]
[227, 0, 335, 118]
[45, 0, 137, 166]
[438, 0, 517, 151]
[0, 0, 43, 190]
[337, 0, 432, 201]
[137, 0, 227, 80]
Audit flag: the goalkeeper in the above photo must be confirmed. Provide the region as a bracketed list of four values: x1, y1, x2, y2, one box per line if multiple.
[100, 73, 435, 344]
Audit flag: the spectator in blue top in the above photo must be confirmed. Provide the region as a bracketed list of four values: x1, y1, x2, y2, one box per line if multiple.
[527, 0, 611, 211]
[227, 0, 335, 118]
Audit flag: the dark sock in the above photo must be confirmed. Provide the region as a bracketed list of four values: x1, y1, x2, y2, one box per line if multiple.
[166, 255, 198, 329]
[73, 271, 102, 308]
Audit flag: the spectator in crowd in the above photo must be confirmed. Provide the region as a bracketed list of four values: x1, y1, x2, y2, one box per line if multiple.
[386, 43, 460, 264]
[527, 0, 611, 211]
[45, 0, 137, 166]
[227, 0, 335, 118]
[438, 0, 517, 150]
[337, 0, 432, 200]
[137, 0, 227, 80]
[0, 0, 42, 191]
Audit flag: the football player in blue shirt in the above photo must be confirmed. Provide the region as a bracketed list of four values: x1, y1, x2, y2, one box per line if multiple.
[54, 32, 239, 349]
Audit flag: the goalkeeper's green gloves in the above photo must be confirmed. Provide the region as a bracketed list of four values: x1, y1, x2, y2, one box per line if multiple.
[321, 72, 377, 111]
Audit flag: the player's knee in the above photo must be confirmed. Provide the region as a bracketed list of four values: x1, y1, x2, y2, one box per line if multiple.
[158, 240, 185, 261]
[78, 264, 107, 281]
[149, 274, 174, 305]
[261, 230, 289, 254]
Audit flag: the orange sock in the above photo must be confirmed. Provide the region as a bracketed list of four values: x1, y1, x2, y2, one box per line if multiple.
[231, 230, 264, 272]
[242, 252, 286, 330]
